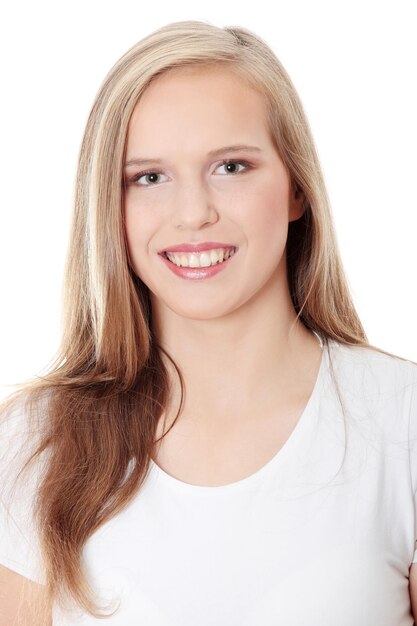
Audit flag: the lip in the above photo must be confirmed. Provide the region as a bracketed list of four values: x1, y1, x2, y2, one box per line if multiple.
[158, 241, 238, 254]
[158, 247, 237, 280]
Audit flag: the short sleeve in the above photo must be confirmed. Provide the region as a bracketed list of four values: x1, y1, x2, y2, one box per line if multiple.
[0, 396, 47, 584]
[407, 361, 417, 563]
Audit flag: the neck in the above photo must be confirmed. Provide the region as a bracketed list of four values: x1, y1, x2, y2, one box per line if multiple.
[150, 271, 322, 429]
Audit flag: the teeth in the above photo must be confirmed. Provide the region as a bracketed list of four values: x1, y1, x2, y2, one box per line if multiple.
[165, 247, 236, 268]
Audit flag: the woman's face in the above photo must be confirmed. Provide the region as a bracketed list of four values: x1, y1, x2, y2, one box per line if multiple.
[123, 66, 304, 321]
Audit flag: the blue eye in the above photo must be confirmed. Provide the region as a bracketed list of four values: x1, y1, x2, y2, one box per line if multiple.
[215, 159, 251, 175]
[127, 159, 252, 187]
[128, 170, 168, 186]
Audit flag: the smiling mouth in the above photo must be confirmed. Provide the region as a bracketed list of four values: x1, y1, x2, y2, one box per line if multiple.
[161, 247, 237, 268]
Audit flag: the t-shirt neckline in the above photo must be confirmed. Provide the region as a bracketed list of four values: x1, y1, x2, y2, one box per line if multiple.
[149, 339, 332, 496]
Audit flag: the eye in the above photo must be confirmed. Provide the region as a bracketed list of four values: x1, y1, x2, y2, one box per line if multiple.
[214, 159, 251, 175]
[126, 159, 252, 188]
[127, 170, 169, 187]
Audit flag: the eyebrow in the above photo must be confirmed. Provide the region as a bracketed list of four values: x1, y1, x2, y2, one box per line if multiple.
[123, 144, 263, 168]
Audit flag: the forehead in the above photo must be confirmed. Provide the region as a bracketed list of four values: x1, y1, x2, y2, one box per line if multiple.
[141, 63, 261, 102]
[126, 66, 270, 152]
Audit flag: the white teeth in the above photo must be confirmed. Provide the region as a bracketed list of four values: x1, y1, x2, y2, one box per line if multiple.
[165, 247, 236, 268]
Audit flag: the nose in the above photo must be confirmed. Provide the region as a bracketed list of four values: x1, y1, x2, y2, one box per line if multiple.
[171, 182, 219, 230]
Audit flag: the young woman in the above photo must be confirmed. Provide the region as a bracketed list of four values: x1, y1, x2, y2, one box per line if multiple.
[1, 20, 416, 626]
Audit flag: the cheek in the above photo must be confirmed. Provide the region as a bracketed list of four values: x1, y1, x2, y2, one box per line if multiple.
[124, 208, 138, 257]
[123, 206, 153, 275]
[234, 182, 289, 246]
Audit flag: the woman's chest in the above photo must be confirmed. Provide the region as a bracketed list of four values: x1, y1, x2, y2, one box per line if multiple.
[151, 400, 306, 487]
[55, 404, 416, 625]
[61, 461, 414, 626]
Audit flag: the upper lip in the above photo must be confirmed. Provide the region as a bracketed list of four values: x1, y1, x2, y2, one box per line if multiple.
[159, 242, 238, 254]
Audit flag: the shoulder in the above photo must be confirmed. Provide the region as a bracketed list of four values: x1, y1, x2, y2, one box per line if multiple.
[328, 340, 417, 397]
[0, 392, 49, 586]
[324, 341, 417, 443]
[0, 391, 49, 505]
[0, 388, 50, 444]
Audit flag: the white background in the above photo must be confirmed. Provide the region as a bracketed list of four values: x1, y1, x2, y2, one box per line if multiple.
[1, 0, 416, 400]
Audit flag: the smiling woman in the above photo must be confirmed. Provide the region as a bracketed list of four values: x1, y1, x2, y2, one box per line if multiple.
[0, 19, 417, 626]
[122, 64, 305, 320]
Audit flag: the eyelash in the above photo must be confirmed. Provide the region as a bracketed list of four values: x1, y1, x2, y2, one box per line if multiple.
[127, 159, 252, 187]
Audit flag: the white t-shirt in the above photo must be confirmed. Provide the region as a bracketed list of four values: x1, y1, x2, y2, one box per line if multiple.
[1, 339, 417, 625]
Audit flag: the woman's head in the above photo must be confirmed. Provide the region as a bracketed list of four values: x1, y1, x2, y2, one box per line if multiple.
[68, 19, 365, 390]
[123, 63, 305, 325]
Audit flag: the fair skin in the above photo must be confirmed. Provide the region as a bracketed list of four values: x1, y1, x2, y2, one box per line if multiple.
[0, 564, 52, 625]
[121, 64, 417, 614]
[123, 64, 324, 486]
[2, 65, 416, 624]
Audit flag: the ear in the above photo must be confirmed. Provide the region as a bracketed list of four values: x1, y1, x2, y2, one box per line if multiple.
[288, 182, 307, 222]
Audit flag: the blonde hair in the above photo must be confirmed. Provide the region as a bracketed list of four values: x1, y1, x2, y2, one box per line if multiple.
[1, 19, 413, 619]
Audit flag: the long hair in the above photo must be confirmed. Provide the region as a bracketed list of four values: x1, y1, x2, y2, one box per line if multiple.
[0, 19, 413, 619]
